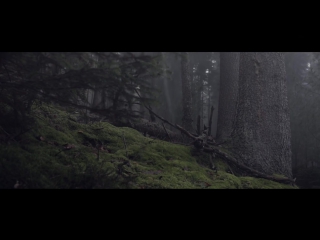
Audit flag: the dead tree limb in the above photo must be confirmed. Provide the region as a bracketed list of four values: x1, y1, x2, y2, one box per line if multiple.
[175, 124, 198, 140]
[135, 89, 176, 128]
[135, 90, 207, 143]
[203, 146, 296, 185]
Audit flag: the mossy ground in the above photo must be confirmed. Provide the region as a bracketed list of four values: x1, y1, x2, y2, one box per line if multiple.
[0, 104, 298, 189]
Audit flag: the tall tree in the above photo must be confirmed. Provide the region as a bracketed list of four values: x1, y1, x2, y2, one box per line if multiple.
[160, 52, 174, 122]
[285, 52, 312, 168]
[180, 52, 193, 131]
[231, 52, 292, 178]
[217, 52, 239, 141]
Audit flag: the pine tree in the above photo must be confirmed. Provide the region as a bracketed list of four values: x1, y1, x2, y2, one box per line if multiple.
[180, 52, 193, 131]
[231, 52, 292, 178]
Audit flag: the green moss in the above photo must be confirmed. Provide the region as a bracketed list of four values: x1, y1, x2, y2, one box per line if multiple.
[239, 177, 297, 189]
[0, 103, 298, 189]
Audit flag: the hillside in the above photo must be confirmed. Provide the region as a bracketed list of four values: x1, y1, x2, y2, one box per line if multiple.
[0, 104, 297, 189]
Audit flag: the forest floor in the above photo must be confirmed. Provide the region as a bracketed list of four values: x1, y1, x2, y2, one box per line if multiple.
[0, 104, 298, 189]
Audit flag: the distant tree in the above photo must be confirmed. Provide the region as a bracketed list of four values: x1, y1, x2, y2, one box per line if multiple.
[285, 52, 312, 168]
[217, 52, 239, 141]
[180, 52, 193, 131]
[187, 52, 219, 135]
[159, 52, 174, 121]
[159, 53, 182, 127]
[0, 52, 163, 131]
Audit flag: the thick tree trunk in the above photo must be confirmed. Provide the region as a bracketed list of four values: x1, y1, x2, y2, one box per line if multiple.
[180, 52, 193, 131]
[217, 52, 239, 141]
[231, 52, 292, 178]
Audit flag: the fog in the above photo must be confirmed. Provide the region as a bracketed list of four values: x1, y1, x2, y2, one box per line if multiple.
[1, 52, 319, 188]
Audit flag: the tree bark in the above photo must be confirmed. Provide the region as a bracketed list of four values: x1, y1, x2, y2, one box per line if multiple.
[180, 52, 193, 131]
[231, 52, 292, 178]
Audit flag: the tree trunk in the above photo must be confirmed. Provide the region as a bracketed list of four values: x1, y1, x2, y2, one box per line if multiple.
[92, 88, 102, 109]
[231, 52, 292, 178]
[217, 52, 239, 141]
[161, 52, 174, 121]
[180, 52, 193, 131]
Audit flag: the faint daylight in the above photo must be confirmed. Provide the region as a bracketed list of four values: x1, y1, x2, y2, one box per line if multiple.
[0, 52, 318, 189]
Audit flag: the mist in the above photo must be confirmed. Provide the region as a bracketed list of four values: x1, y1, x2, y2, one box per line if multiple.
[0, 52, 319, 189]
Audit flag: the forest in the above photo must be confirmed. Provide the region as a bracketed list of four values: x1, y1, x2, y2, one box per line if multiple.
[0, 52, 318, 189]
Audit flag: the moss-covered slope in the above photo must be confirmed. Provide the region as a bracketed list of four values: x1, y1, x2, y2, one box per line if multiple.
[0, 104, 297, 189]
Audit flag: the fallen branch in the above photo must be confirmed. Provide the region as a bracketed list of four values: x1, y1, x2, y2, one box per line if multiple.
[135, 89, 176, 129]
[135, 96, 212, 145]
[203, 146, 296, 185]
[175, 124, 198, 140]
